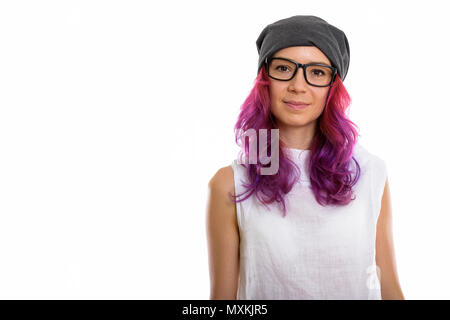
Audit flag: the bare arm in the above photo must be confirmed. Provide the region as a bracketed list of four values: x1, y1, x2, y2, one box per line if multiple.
[376, 177, 405, 300]
[206, 166, 240, 299]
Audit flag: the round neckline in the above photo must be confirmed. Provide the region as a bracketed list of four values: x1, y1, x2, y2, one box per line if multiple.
[286, 147, 311, 153]
[285, 147, 311, 162]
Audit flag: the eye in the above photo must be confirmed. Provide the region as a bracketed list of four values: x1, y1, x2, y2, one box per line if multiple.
[276, 65, 291, 72]
[311, 69, 325, 76]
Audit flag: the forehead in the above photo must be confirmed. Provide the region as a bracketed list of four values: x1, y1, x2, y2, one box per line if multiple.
[272, 46, 331, 65]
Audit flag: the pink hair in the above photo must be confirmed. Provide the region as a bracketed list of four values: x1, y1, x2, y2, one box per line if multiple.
[230, 66, 361, 217]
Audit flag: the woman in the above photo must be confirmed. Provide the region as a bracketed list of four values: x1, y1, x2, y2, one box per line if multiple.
[206, 15, 404, 300]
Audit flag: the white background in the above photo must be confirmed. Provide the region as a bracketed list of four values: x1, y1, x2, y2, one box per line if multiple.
[0, 0, 448, 299]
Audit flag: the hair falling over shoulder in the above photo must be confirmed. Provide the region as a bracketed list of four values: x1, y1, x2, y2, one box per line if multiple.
[230, 67, 361, 217]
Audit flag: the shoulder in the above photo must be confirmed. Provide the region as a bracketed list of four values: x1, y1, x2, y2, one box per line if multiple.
[208, 165, 235, 195]
[207, 165, 238, 228]
[356, 143, 389, 209]
[353, 142, 370, 164]
[361, 144, 387, 174]
[354, 142, 386, 171]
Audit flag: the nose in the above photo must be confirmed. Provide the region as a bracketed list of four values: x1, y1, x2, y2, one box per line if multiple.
[288, 67, 309, 91]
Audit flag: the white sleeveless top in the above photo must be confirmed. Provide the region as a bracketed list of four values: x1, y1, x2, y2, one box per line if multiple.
[230, 143, 387, 300]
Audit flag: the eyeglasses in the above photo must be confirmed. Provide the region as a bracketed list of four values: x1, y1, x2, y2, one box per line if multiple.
[265, 57, 337, 87]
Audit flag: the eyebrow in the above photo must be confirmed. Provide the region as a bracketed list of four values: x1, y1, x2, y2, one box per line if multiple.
[273, 56, 330, 65]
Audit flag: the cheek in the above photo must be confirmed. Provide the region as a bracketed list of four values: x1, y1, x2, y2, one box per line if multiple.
[269, 83, 282, 99]
[269, 86, 284, 111]
[269, 84, 289, 109]
[311, 88, 329, 102]
[310, 89, 330, 112]
[311, 95, 327, 116]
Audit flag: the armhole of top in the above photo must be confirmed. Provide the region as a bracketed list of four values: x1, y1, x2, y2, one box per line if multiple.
[230, 160, 243, 231]
[370, 155, 388, 223]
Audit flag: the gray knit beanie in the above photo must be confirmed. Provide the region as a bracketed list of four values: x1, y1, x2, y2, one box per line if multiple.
[256, 15, 350, 81]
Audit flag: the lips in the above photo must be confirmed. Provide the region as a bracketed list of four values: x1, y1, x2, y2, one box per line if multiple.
[283, 100, 310, 110]
[284, 100, 310, 106]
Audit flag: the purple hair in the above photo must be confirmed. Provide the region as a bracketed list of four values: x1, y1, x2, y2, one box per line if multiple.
[230, 66, 361, 217]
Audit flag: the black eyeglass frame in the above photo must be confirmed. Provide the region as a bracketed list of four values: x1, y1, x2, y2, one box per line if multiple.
[265, 57, 338, 87]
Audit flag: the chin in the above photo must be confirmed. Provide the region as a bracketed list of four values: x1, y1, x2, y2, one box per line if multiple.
[279, 116, 311, 127]
[272, 107, 314, 126]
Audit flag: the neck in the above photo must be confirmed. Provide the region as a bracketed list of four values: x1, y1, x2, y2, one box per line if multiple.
[278, 120, 317, 150]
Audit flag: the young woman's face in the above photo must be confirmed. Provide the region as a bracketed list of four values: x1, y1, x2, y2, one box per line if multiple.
[268, 46, 332, 129]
